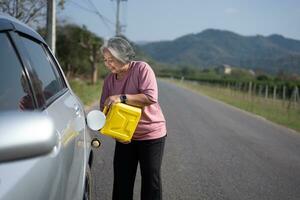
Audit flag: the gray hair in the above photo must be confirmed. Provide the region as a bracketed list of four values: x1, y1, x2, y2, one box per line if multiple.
[101, 37, 135, 64]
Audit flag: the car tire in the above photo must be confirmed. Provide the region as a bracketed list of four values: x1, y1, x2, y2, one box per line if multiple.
[83, 165, 92, 200]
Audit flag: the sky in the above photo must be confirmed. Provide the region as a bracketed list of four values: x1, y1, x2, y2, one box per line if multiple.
[60, 0, 300, 42]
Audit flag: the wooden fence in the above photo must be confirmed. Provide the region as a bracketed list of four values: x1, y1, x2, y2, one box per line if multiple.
[179, 78, 300, 111]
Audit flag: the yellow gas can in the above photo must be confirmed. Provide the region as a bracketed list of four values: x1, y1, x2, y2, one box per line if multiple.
[100, 103, 141, 142]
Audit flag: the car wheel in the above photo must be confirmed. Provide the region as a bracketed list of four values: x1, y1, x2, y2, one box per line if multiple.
[83, 165, 92, 200]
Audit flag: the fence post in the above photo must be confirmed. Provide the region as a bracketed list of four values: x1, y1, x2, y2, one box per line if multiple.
[265, 85, 269, 99]
[180, 76, 185, 82]
[248, 82, 252, 96]
[258, 85, 263, 97]
[283, 86, 286, 101]
[296, 86, 300, 109]
[293, 86, 299, 109]
[282, 86, 286, 107]
[287, 86, 299, 110]
[273, 85, 277, 100]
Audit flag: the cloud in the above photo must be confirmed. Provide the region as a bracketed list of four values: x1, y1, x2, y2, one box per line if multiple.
[225, 8, 239, 15]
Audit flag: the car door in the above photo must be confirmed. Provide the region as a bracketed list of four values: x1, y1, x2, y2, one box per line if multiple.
[0, 30, 63, 200]
[15, 33, 88, 200]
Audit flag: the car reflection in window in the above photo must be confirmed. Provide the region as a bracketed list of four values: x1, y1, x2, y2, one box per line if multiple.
[19, 75, 53, 110]
[19, 75, 35, 110]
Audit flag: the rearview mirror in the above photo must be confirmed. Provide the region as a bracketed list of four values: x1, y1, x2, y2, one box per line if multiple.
[0, 111, 57, 162]
[86, 110, 106, 131]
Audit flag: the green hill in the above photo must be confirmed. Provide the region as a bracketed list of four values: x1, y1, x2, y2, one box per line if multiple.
[139, 29, 300, 74]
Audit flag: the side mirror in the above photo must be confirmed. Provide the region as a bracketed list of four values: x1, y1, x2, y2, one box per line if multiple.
[86, 110, 106, 131]
[0, 111, 57, 162]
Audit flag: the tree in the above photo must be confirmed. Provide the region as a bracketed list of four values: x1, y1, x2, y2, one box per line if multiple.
[56, 24, 104, 83]
[56, 24, 88, 78]
[0, 0, 65, 27]
[79, 26, 103, 84]
[256, 74, 269, 81]
[0, 0, 47, 26]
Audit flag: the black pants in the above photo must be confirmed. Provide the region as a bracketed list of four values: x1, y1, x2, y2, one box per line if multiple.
[112, 136, 166, 200]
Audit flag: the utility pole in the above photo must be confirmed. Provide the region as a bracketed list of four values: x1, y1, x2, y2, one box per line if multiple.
[46, 0, 56, 54]
[115, 0, 121, 36]
[114, 0, 127, 36]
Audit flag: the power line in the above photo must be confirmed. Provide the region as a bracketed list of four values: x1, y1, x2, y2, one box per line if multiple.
[86, 0, 114, 32]
[69, 1, 95, 13]
[68, 0, 114, 34]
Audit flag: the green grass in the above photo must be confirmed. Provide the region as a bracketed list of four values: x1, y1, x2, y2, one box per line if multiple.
[68, 78, 103, 106]
[169, 79, 300, 133]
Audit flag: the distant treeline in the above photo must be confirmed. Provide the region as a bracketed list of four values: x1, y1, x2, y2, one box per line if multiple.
[157, 67, 300, 98]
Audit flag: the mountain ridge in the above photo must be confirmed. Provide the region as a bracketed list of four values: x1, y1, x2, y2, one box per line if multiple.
[138, 29, 300, 74]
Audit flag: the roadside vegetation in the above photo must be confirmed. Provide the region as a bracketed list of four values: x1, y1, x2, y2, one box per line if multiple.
[69, 78, 102, 107]
[168, 78, 300, 133]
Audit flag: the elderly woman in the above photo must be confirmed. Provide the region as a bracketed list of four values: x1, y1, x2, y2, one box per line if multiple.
[100, 37, 167, 200]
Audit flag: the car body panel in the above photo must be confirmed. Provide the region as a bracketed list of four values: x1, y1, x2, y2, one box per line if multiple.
[45, 91, 87, 200]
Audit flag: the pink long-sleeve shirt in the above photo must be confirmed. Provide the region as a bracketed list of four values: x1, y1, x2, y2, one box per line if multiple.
[100, 61, 167, 140]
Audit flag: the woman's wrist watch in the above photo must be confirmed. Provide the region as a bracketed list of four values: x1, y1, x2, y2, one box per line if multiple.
[120, 94, 127, 103]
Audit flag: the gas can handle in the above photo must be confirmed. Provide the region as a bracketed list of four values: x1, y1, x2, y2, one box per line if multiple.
[103, 106, 108, 115]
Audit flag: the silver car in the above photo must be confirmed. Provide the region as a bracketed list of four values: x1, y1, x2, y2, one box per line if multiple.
[0, 14, 94, 200]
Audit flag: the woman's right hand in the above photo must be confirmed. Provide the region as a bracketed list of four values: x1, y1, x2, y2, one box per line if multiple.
[104, 95, 121, 108]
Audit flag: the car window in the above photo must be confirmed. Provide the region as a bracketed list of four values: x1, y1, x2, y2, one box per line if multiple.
[0, 33, 35, 111]
[20, 36, 65, 104]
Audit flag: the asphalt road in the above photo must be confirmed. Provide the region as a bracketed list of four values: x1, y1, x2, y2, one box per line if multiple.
[90, 80, 300, 200]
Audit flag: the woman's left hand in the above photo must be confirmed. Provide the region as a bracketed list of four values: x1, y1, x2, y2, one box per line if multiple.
[104, 95, 121, 108]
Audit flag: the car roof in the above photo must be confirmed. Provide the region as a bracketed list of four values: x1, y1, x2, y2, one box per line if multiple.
[0, 14, 45, 44]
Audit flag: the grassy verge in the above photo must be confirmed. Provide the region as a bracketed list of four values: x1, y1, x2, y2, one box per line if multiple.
[169, 79, 300, 133]
[68, 78, 103, 106]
